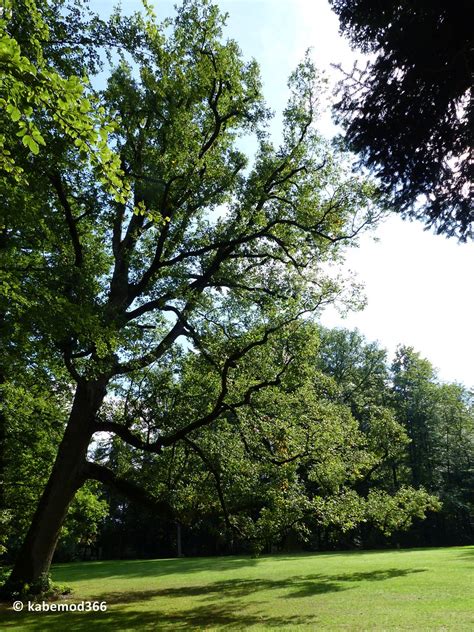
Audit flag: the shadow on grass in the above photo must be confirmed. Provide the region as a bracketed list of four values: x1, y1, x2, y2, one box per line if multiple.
[50, 556, 260, 584]
[1, 567, 426, 630]
[456, 546, 474, 558]
[49, 545, 474, 585]
[1, 601, 315, 630]
[95, 568, 425, 604]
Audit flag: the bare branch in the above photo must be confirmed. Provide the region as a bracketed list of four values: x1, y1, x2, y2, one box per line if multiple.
[49, 172, 83, 267]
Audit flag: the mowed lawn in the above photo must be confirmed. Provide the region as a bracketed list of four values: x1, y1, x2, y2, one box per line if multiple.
[1, 546, 473, 630]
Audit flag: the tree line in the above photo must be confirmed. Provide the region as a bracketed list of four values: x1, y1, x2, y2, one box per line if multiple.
[3, 326, 472, 566]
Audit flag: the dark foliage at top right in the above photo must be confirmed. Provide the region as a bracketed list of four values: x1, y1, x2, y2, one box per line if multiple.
[330, 0, 473, 240]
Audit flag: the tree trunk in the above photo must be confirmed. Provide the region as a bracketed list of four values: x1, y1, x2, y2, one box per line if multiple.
[4, 379, 107, 594]
[0, 370, 6, 516]
[176, 522, 183, 557]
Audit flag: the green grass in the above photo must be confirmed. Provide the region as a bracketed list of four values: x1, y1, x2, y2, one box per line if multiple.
[1, 546, 473, 630]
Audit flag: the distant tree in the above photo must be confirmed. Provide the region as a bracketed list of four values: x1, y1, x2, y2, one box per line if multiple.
[391, 346, 438, 488]
[391, 346, 474, 544]
[431, 384, 474, 544]
[329, 0, 473, 240]
[316, 329, 408, 484]
[316, 327, 390, 421]
[315, 331, 474, 547]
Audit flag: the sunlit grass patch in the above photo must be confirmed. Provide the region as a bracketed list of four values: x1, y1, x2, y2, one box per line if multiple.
[2, 546, 473, 630]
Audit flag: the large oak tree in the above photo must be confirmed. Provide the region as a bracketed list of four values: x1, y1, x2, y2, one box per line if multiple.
[2, 0, 379, 594]
[0, 1, 434, 596]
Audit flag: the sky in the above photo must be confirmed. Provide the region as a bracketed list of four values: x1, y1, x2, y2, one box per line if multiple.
[94, 0, 474, 387]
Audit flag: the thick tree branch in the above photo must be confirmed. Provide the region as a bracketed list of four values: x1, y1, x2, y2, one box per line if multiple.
[83, 461, 172, 518]
[93, 421, 161, 453]
[159, 324, 289, 447]
[112, 202, 126, 259]
[115, 317, 187, 374]
[99, 321, 294, 455]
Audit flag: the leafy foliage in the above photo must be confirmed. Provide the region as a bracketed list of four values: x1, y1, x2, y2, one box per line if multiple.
[1, 373, 107, 562]
[317, 330, 474, 546]
[0, 0, 126, 195]
[391, 346, 474, 544]
[95, 325, 439, 554]
[1, 0, 384, 591]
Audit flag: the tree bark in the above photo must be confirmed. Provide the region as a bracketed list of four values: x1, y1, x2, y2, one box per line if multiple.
[0, 370, 6, 519]
[4, 379, 107, 594]
[176, 522, 183, 557]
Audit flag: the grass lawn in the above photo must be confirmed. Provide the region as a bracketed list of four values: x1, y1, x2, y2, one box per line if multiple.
[1, 546, 473, 630]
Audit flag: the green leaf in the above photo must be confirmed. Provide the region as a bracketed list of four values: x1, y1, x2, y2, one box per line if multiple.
[22, 135, 40, 155]
[10, 107, 21, 122]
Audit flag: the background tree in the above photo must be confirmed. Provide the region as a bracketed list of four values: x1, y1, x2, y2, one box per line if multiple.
[316, 331, 474, 547]
[391, 347, 474, 545]
[312, 329, 419, 546]
[432, 384, 474, 544]
[391, 346, 438, 489]
[329, 0, 473, 240]
[316, 327, 390, 422]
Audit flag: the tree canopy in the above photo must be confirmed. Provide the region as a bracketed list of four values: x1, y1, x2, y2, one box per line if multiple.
[329, 0, 473, 240]
[1, 0, 387, 596]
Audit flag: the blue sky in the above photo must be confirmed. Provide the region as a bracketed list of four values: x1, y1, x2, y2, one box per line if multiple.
[92, 0, 474, 387]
